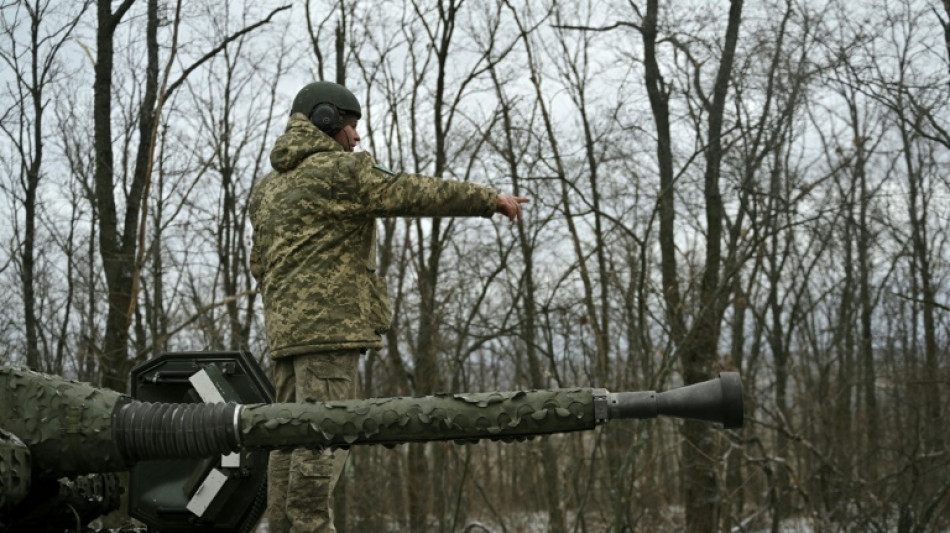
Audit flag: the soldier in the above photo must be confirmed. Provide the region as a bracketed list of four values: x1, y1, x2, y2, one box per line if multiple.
[248, 81, 528, 533]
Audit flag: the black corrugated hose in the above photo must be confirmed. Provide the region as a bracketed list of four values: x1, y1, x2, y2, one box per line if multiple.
[113, 401, 239, 462]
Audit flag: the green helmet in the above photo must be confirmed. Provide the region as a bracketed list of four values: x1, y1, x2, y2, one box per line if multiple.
[290, 81, 362, 119]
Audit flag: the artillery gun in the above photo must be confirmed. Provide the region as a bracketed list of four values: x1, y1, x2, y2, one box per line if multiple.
[0, 351, 743, 532]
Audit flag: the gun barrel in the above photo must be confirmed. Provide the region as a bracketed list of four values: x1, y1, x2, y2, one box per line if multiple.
[0, 367, 743, 478]
[238, 389, 596, 451]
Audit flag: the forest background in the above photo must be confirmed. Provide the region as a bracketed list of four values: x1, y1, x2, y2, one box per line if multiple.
[2, 0, 949, 531]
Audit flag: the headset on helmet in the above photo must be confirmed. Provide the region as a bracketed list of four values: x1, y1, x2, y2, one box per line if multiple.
[290, 81, 362, 136]
[309, 103, 344, 136]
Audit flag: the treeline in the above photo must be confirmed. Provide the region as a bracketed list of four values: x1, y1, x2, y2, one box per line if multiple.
[1, 0, 948, 531]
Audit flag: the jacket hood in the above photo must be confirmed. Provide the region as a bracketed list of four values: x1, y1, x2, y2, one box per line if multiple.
[269, 113, 343, 172]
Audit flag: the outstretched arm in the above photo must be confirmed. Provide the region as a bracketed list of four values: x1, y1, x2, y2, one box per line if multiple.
[355, 153, 531, 220]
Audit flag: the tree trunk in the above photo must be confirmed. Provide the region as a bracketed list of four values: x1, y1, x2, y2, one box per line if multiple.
[643, 0, 743, 529]
[23, 90, 40, 370]
[898, 105, 941, 451]
[94, 0, 139, 392]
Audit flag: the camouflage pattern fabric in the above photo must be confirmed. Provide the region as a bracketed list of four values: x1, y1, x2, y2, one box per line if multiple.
[266, 350, 360, 533]
[249, 113, 497, 359]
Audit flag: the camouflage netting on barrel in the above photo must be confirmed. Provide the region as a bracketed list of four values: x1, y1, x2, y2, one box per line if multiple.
[0, 367, 126, 477]
[0, 428, 30, 513]
[240, 389, 597, 449]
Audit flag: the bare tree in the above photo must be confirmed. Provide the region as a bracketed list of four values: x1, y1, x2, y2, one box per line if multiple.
[640, 1, 744, 530]
[0, 0, 89, 371]
[487, 27, 572, 533]
[92, 0, 289, 390]
[91, 0, 147, 391]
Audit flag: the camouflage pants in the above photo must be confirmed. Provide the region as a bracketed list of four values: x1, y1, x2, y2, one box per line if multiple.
[266, 350, 361, 533]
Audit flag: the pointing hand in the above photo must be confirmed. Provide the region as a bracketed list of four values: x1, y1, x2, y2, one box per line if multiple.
[496, 194, 530, 221]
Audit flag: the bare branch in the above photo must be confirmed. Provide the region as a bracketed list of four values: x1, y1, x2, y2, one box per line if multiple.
[163, 4, 291, 99]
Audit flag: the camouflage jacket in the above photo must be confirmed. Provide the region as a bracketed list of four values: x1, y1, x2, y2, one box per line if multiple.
[249, 114, 497, 359]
